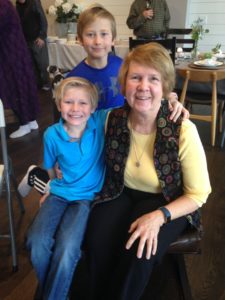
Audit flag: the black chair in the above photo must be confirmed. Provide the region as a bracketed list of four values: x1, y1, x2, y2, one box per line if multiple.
[166, 225, 202, 300]
[166, 28, 195, 52]
[176, 38, 196, 52]
[167, 28, 192, 36]
[70, 223, 202, 300]
[129, 37, 176, 64]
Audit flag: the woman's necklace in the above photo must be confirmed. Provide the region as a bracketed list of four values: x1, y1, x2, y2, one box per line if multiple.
[130, 126, 149, 168]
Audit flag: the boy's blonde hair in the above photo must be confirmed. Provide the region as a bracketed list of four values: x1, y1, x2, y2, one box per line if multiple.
[77, 5, 117, 41]
[119, 42, 175, 99]
[55, 77, 99, 111]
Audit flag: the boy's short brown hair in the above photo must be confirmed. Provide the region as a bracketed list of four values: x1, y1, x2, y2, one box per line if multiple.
[77, 5, 117, 41]
[55, 77, 99, 111]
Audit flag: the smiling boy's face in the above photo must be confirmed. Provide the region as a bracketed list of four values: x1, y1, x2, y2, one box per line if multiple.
[58, 87, 94, 130]
[79, 18, 115, 61]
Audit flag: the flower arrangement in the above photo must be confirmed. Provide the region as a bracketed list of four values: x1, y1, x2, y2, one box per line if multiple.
[191, 17, 209, 42]
[48, 0, 81, 23]
[191, 17, 209, 58]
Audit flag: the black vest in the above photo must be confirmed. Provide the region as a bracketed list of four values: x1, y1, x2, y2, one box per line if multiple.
[95, 101, 200, 229]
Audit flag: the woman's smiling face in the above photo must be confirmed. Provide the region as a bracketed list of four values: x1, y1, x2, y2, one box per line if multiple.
[125, 61, 163, 115]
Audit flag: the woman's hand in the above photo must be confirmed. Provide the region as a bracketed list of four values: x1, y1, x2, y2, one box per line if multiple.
[168, 92, 190, 121]
[126, 210, 165, 259]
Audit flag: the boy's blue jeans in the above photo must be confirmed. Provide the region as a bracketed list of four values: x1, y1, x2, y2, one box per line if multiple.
[26, 194, 90, 300]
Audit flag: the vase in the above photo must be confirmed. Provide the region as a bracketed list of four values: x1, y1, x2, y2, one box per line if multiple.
[67, 22, 77, 35]
[55, 22, 68, 38]
[191, 40, 199, 60]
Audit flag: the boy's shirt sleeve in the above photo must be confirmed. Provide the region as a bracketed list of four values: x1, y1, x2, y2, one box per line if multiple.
[43, 128, 57, 170]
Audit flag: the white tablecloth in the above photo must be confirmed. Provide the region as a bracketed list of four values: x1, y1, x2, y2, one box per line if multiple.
[47, 41, 129, 71]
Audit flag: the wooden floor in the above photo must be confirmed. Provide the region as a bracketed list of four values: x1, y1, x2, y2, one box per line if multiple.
[0, 91, 225, 300]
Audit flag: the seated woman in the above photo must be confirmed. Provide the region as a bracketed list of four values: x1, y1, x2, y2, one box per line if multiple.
[84, 42, 211, 300]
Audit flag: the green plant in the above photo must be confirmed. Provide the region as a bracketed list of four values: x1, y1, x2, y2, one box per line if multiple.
[191, 17, 209, 58]
[203, 52, 212, 59]
[211, 43, 221, 54]
[191, 17, 209, 42]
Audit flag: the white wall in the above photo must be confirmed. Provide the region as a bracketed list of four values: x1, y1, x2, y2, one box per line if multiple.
[43, 0, 225, 51]
[186, 0, 225, 52]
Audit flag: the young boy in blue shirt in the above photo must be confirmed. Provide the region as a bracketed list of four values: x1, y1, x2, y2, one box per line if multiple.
[67, 5, 124, 110]
[26, 77, 109, 300]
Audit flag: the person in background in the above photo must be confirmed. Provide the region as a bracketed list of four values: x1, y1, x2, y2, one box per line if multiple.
[26, 77, 108, 300]
[0, 0, 39, 138]
[84, 42, 211, 300]
[16, 0, 50, 90]
[126, 0, 170, 39]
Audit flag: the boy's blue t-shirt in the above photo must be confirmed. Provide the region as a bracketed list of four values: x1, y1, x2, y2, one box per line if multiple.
[43, 110, 108, 201]
[67, 54, 124, 110]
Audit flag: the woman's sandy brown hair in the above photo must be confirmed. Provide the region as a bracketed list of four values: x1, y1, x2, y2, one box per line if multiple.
[77, 5, 117, 41]
[119, 42, 175, 99]
[55, 77, 99, 111]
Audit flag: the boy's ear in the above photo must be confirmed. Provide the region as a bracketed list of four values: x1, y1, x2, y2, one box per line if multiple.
[56, 102, 61, 112]
[111, 38, 116, 46]
[78, 37, 83, 45]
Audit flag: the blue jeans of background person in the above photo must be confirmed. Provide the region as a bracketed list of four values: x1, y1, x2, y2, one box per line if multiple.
[26, 194, 90, 300]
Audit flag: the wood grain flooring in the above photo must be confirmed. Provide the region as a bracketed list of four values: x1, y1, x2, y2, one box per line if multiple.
[0, 91, 225, 300]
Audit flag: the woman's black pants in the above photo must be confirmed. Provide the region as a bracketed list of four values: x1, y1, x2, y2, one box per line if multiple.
[84, 188, 188, 300]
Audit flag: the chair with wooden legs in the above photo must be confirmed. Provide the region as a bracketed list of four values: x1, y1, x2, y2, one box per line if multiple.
[177, 68, 225, 146]
[0, 99, 25, 272]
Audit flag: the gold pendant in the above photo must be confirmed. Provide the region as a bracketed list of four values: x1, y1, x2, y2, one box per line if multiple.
[135, 161, 140, 167]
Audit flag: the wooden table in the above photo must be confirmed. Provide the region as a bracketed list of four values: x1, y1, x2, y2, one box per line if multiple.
[175, 60, 225, 146]
[175, 60, 225, 96]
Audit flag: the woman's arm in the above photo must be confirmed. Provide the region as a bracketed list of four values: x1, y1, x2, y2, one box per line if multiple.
[126, 120, 211, 259]
[126, 195, 198, 260]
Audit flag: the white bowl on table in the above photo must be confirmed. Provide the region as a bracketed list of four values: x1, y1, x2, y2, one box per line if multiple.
[47, 36, 58, 43]
[56, 38, 67, 45]
[213, 53, 225, 61]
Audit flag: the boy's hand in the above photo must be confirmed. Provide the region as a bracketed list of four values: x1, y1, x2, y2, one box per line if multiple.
[168, 92, 190, 122]
[39, 192, 49, 206]
[55, 162, 63, 179]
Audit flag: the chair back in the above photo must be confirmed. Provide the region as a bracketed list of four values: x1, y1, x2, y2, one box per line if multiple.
[166, 28, 195, 52]
[176, 38, 195, 52]
[129, 37, 176, 64]
[166, 28, 192, 36]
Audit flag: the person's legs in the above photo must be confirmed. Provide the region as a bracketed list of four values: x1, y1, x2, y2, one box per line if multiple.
[26, 195, 68, 293]
[43, 200, 90, 300]
[105, 190, 189, 300]
[31, 41, 50, 88]
[84, 192, 132, 300]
